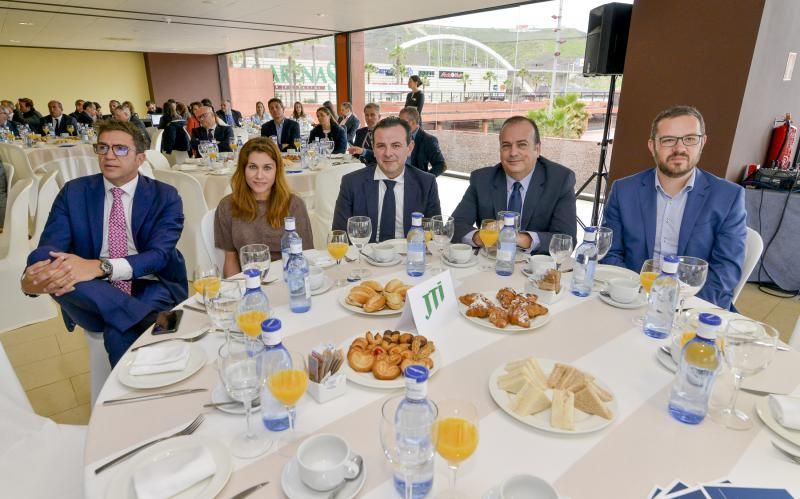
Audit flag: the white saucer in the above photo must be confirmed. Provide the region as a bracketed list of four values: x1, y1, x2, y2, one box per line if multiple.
[656, 346, 678, 373]
[281, 455, 366, 499]
[361, 247, 402, 267]
[442, 254, 478, 268]
[210, 383, 260, 415]
[310, 276, 333, 296]
[598, 291, 647, 309]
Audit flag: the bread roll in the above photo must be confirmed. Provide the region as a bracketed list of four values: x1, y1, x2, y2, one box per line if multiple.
[361, 280, 384, 292]
[363, 294, 386, 313]
[385, 279, 406, 293]
[384, 292, 405, 310]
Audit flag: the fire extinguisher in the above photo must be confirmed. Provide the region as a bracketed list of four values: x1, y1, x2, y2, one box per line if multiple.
[764, 113, 797, 170]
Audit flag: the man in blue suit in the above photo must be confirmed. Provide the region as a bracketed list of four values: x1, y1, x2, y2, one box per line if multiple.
[21, 120, 188, 372]
[399, 107, 446, 176]
[0, 106, 19, 136]
[333, 116, 441, 243]
[261, 98, 301, 152]
[601, 105, 746, 310]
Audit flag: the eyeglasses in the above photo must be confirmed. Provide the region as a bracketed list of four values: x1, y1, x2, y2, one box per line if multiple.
[655, 134, 703, 147]
[93, 143, 132, 156]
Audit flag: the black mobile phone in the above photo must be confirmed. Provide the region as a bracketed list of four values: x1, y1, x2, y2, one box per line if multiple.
[152, 310, 183, 335]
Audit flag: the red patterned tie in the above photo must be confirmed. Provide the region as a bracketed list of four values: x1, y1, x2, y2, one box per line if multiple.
[108, 187, 131, 294]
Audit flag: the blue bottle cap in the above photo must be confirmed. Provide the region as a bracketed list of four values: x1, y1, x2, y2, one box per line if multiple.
[261, 318, 282, 332]
[663, 255, 679, 264]
[243, 268, 260, 279]
[404, 364, 429, 383]
[584, 226, 597, 233]
[698, 313, 722, 327]
[411, 212, 423, 220]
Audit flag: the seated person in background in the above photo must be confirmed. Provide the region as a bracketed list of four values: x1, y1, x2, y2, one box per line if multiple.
[70, 99, 84, 120]
[322, 101, 339, 123]
[21, 119, 187, 367]
[217, 99, 243, 127]
[145, 100, 163, 115]
[15, 98, 43, 132]
[105, 100, 120, 120]
[251, 101, 268, 127]
[398, 106, 446, 176]
[122, 101, 145, 122]
[333, 116, 441, 243]
[160, 104, 189, 155]
[0, 106, 20, 136]
[41, 100, 78, 136]
[74, 101, 97, 126]
[113, 106, 150, 149]
[186, 101, 202, 136]
[601, 105, 746, 310]
[260, 98, 300, 152]
[191, 106, 233, 155]
[292, 101, 313, 131]
[157, 101, 177, 130]
[452, 115, 576, 254]
[348, 102, 380, 166]
[214, 138, 313, 275]
[308, 106, 347, 154]
[337, 102, 360, 144]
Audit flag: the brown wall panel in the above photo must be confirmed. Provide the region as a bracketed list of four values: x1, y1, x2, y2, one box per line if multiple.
[335, 33, 350, 109]
[349, 31, 366, 124]
[145, 53, 223, 108]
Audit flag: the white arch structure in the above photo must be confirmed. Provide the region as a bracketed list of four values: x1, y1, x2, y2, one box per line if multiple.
[399, 34, 533, 92]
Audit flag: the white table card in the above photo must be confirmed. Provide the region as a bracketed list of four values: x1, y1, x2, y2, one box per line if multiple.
[396, 270, 457, 338]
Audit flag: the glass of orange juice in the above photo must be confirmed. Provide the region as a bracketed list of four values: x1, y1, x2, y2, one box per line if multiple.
[478, 219, 499, 271]
[632, 258, 660, 327]
[327, 230, 349, 287]
[268, 350, 308, 451]
[433, 400, 479, 498]
[192, 265, 220, 303]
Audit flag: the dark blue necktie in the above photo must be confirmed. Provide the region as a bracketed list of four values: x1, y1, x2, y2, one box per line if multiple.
[379, 180, 396, 242]
[226, 113, 234, 126]
[508, 181, 523, 214]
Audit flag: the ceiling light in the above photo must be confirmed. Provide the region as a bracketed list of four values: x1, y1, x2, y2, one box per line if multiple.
[103, 36, 135, 41]
[18, 22, 34, 26]
[9, 39, 21, 43]
[315, 13, 327, 17]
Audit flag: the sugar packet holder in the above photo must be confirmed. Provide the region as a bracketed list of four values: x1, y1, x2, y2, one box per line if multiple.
[308, 372, 346, 403]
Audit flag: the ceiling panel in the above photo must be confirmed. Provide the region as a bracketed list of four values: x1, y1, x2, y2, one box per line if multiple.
[0, 0, 533, 53]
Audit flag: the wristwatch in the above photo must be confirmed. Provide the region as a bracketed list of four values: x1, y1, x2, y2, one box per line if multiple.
[99, 258, 113, 279]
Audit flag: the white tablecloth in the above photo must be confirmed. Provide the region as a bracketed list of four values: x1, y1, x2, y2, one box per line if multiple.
[83, 260, 800, 498]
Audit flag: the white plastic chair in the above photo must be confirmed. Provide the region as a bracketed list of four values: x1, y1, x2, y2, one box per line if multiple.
[732, 227, 764, 305]
[790, 316, 800, 350]
[39, 156, 99, 188]
[0, 179, 57, 333]
[2, 160, 14, 189]
[0, 143, 39, 220]
[165, 150, 190, 166]
[146, 127, 161, 151]
[310, 163, 364, 250]
[145, 150, 170, 171]
[29, 170, 60, 248]
[201, 209, 225, 272]
[153, 170, 211, 273]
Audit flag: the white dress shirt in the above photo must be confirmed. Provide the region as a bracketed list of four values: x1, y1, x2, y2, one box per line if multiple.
[374, 167, 405, 241]
[100, 176, 139, 281]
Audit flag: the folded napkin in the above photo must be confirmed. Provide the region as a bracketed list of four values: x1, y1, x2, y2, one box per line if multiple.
[130, 343, 191, 376]
[304, 250, 335, 267]
[132, 445, 216, 499]
[768, 394, 800, 430]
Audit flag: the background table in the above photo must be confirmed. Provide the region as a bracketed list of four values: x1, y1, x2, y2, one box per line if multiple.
[745, 187, 800, 292]
[83, 258, 800, 498]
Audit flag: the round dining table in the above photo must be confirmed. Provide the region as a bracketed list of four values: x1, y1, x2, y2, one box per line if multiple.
[82, 254, 800, 498]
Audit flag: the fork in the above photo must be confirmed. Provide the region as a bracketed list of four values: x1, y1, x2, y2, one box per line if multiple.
[131, 330, 211, 352]
[772, 442, 800, 464]
[94, 415, 205, 474]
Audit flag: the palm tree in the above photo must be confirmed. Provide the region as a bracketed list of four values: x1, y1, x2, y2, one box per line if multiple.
[459, 73, 471, 98]
[516, 68, 530, 92]
[278, 43, 301, 103]
[306, 38, 321, 102]
[483, 71, 497, 92]
[389, 45, 407, 84]
[527, 93, 589, 139]
[364, 63, 377, 84]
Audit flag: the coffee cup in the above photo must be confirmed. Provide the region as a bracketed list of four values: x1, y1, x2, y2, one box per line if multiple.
[527, 254, 556, 275]
[308, 265, 324, 290]
[500, 474, 558, 499]
[608, 278, 640, 303]
[449, 243, 473, 263]
[296, 434, 360, 491]
[372, 242, 396, 262]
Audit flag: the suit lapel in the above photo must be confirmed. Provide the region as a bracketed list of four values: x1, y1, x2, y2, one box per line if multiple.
[131, 175, 153, 243]
[677, 169, 709, 255]
[520, 161, 545, 230]
[88, 175, 105, 256]
[403, 168, 419, 234]
[364, 170, 380, 242]
[638, 170, 657, 258]
[492, 166, 507, 216]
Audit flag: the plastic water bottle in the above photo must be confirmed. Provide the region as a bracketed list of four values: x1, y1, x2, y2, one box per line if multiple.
[495, 213, 517, 276]
[237, 268, 270, 341]
[286, 241, 311, 313]
[407, 212, 426, 277]
[570, 227, 598, 297]
[643, 255, 681, 339]
[394, 366, 436, 498]
[280, 216, 301, 272]
[259, 318, 292, 431]
[668, 313, 722, 424]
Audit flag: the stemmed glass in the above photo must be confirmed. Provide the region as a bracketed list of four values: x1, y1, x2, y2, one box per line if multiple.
[67, 124, 75, 135]
[327, 230, 349, 287]
[324, 139, 335, 158]
[433, 400, 479, 499]
[207, 142, 220, 168]
[197, 140, 210, 160]
[593, 227, 614, 261]
[478, 219, 499, 271]
[710, 319, 778, 430]
[347, 216, 372, 281]
[240, 243, 270, 282]
[632, 258, 660, 326]
[192, 265, 220, 303]
[675, 256, 709, 327]
[267, 350, 309, 451]
[205, 280, 242, 344]
[42, 123, 51, 137]
[380, 395, 438, 499]
[431, 215, 454, 273]
[548, 234, 573, 271]
[294, 138, 303, 151]
[218, 339, 270, 457]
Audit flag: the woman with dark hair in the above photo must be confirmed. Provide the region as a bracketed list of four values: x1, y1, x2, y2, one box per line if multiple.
[322, 101, 339, 123]
[405, 75, 425, 116]
[292, 101, 306, 121]
[293, 101, 312, 135]
[161, 102, 190, 155]
[186, 101, 201, 136]
[251, 101, 268, 126]
[214, 138, 313, 276]
[158, 101, 177, 129]
[308, 106, 347, 154]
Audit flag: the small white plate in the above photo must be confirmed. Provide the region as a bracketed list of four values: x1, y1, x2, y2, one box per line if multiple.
[488, 359, 617, 434]
[105, 435, 232, 499]
[281, 455, 366, 499]
[337, 286, 403, 317]
[756, 396, 800, 447]
[485, 249, 527, 263]
[655, 346, 678, 373]
[593, 264, 639, 290]
[117, 344, 207, 389]
[384, 238, 408, 255]
[339, 334, 442, 389]
[210, 383, 260, 415]
[458, 290, 551, 333]
[482, 476, 559, 499]
[177, 163, 203, 172]
[310, 275, 333, 296]
[598, 291, 647, 309]
[442, 254, 478, 268]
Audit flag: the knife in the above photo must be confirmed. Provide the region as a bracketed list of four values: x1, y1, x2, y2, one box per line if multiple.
[230, 481, 270, 499]
[103, 388, 208, 406]
[182, 304, 206, 313]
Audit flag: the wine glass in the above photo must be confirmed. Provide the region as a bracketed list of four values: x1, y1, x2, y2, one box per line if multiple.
[593, 226, 614, 261]
[548, 234, 573, 271]
[192, 265, 220, 302]
[294, 138, 302, 151]
[433, 400, 479, 499]
[675, 256, 709, 328]
[207, 142, 220, 167]
[710, 319, 778, 430]
[218, 339, 270, 457]
[240, 243, 270, 282]
[205, 280, 242, 344]
[324, 139, 335, 158]
[431, 215, 454, 273]
[67, 124, 75, 135]
[478, 219, 499, 271]
[267, 350, 308, 451]
[347, 216, 372, 281]
[327, 230, 349, 287]
[197, 140, 210, 159]
[380, 395, 438, 499]
[632, 258, 660, 326]
[496, 211, 521, 233]
[42, 123, 51, 137]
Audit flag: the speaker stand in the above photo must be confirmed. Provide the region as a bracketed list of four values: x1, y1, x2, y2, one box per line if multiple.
[576, 73, 617, 228]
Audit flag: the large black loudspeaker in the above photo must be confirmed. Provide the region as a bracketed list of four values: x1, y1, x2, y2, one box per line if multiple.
[583, 2, 633, 76]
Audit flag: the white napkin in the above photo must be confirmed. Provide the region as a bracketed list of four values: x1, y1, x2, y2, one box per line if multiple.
[768, 394, 800, 430]
[130, 343, 191, 376]
[304, 249, 335, 267]
[132, 445, 216, 499]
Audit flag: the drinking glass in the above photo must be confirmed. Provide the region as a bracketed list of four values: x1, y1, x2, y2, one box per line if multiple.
[380, 395, 438, 499]
[239, 243, 270, 281]
[67, 124, 75, 135]
[593, 226, 614, 260]
[205, 280, 242, 344]
[347, 216, 372, 281]
[192, 265, 220, 301]
[198, 140, 210, 159]
[433, 400, 479, 499]
[496, 210, 521, 233]
[270, 135, 278, 146]
[632, 258, 660, 327]
[207, 142, 220, 167]
[675, 256, 709, 328]
[327, 230, 349, 287]
[267, 350, 308, 449]
[293, 138, 303, 151]
[324, 139, 335, 157]
[548, 234, 573, 271]
[42, 124, 51, 136]
[710, 319, 778, 430]
[218, 339, 270, 457]
[478, 219, 499, 271]
[431, 215, 454, 273]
